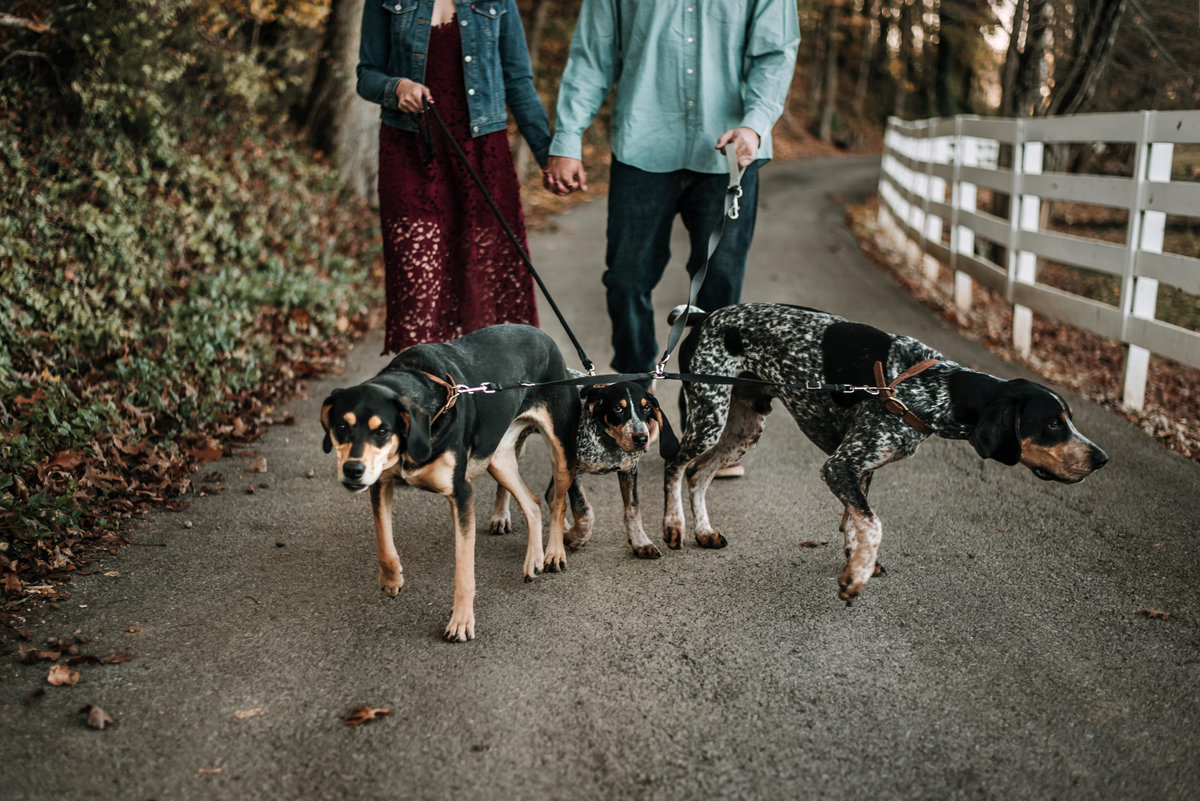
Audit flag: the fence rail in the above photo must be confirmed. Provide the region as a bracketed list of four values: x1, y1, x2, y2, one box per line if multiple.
[877, 111, 1200, 410]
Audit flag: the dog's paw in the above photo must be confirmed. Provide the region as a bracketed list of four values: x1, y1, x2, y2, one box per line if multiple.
[838, 567, 868, 601]
[873, 561, 887, 577]
[444, 611, 475, 643]
[564, 526, 593, 551]
[522, 560, 542, 583]
[489, 516, 512, 536]
[695, 531, 727, 549]
[663, 524, 683, 550]
[378, 567, 404, 597]
[631, 542, 661, 559]
[542, 549, 566, 573]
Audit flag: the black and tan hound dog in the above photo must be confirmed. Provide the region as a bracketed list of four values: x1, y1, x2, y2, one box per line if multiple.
[664, 303, 1109, 601]
[320, 324, 580, 642]
[490, 380, 671, 558]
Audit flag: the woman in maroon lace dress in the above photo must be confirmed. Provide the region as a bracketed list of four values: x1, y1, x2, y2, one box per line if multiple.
[357, 0, 551, 353]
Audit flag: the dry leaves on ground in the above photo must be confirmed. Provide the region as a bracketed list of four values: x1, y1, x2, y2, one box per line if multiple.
[343, 706, 393, 726]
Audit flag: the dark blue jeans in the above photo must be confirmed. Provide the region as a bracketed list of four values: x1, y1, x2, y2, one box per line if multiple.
[604, 158, 761, 375]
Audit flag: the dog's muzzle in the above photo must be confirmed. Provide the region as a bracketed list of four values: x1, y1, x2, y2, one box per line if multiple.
[341, 460, 369, 491]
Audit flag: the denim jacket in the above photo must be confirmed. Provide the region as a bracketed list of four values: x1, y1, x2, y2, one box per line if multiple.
[357, 0, 550, 166]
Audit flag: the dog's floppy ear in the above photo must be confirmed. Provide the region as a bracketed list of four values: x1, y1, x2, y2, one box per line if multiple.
[320, 390, 341, 454]
[580, 383, 609, 416]
[400, 401, 433, 464]
[969, 394, 1022, 466]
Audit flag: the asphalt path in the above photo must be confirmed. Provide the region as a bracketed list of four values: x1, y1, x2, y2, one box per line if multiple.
[3, 155, 1198, 801]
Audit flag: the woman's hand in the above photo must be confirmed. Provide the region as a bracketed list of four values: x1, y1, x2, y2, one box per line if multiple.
[395, 78, 433, 114]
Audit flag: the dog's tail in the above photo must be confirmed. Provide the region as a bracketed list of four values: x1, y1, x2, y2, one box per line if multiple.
[667, 304, 709, 328]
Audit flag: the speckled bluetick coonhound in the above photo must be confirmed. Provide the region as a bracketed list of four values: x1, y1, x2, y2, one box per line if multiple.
[320, 324, 580, 642]
[664, 303, 1109, 601]
[491, 379, 673, 559]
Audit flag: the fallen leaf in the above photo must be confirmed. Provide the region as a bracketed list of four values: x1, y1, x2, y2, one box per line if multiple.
[125, 626, 142, 634]
[17, 645, 61, 664]
[68, 654, 105, 666]
[80, 704, 117, 730]
[105, 648, 135, 664]
[1137, 608, 1171, 620]
[24, 688, 45, 706]
[343, 706, 393, 726]
[246, 457, 268, 473]
[235, 707, 265, 719]
[198, 767, 222, 775]
[799, 540, 828, 548]
[47, 664, 79, 686]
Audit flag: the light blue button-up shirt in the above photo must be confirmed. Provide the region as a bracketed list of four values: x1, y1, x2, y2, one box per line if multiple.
[549, 0, 800, 174]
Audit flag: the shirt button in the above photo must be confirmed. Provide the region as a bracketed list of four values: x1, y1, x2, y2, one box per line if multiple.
[464, 55, 472, 62]
[468, 88, 475, 95]
[687, 37, 694, 43]
[686, 69, 694, 74]
[473, 126, 479, 132]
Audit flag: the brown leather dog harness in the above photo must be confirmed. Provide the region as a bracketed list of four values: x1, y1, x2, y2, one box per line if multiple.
[872, 359, 939, 435]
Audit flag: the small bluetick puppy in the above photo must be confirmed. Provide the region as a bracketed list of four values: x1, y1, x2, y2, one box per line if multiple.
[320, 324, 580, 642]
[491, 380, 673, 558]
[664, 303, 1108, 602]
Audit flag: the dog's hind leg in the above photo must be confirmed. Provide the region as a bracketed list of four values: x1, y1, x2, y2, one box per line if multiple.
[489, 484, 513, 536]
[487, 450, 544, 583]
[444, 480, 477, 642]
[620, 466, 659, 559]
[370, 478, 404, 596]
[489, 427, 535, 536]
[682, 390, 771, 549]
[663, 384, 731, 549]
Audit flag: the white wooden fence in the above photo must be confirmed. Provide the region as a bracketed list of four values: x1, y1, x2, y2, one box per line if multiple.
[877, 111, 1200, 410]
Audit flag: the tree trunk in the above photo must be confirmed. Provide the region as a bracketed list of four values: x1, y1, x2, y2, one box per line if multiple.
[301, 0, 380, 205]
[1046, 0, 1127, 116]
[513, 0, 551, 182]
[999, 0, 1027, 116]
[852, 0, 881, 118]
[895, 0, 914, 119]
[818, 1, 841, 144]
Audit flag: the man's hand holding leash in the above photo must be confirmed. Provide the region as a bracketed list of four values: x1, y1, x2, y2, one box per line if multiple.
[715, 126, 760, 169]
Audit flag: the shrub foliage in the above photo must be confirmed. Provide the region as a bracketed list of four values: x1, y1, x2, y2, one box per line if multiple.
[0, 1, 380, 605]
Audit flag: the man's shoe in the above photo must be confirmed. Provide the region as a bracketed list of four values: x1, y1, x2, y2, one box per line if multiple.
[714, 461, 745, 479]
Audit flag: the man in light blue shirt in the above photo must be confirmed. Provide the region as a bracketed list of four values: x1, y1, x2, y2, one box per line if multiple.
[544, 0, 800, 387]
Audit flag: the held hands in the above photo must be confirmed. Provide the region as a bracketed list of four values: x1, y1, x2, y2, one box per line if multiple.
[542, 156, 587, 196]
[395, 78, 433, 114]
[715, 127, 760, 169]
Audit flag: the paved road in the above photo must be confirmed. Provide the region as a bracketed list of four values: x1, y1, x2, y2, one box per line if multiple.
[3, 156, 1198, 801]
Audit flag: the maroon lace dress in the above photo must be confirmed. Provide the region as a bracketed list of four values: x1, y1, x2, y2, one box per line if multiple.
[377, 17, 538, 354]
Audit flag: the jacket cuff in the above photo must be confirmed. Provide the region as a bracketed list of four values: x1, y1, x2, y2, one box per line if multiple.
[383, 77, 402, 110]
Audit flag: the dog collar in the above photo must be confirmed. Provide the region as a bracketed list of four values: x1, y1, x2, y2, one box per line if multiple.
[872, 359, 939, 435]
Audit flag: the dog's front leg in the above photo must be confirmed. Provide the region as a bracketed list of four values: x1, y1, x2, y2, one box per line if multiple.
[563, 479, 595, 551]
[542, 442, 571, 573]
[370, 478, 403, 596]
[445, 481, 476, 642]
[620, 467, 659, 559]
[822, 455, 883, 601]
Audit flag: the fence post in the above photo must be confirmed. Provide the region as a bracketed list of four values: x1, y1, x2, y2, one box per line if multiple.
[922, 129, 947, 285]
[952, 116, 977, 313]
[1122, 121, 1173, 410]
[1010, 121, 1042, 358]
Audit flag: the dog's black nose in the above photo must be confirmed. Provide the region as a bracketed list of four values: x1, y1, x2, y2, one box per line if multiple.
[1093, 449, 1109, 469]
[343, 461, 366, 481]
[633, 432, 648, 448]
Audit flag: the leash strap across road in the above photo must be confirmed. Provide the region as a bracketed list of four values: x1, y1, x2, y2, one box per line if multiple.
[419, 100, 596, 375]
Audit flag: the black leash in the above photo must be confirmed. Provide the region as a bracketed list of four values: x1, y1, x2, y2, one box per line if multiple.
[419, 100, 596, 375]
